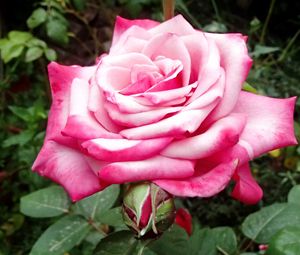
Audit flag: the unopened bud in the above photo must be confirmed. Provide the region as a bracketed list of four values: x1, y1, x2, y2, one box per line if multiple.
[122, 182, 175, 238]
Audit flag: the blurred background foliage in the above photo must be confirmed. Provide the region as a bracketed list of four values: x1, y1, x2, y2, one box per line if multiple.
[0, 0, 299, 254]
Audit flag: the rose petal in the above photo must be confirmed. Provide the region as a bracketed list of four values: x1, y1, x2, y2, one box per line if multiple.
[186, 37, 222, 102]
[120, 102, 219, 140]
[98, 156, 195, 184]
[134, 82, 196, 105]
[154, 159, 239, 197]
[181, 31, 209, 83]
[149, 15, 195, 36]
[88, 81, 122, 133]
[45, 62, 96, 146]
[62, 78, 119, 139]
[82, 137, 173, 161]
[32, 141, 104, 201]
[205, 33, 252, 122]
[231, 163, 263, 204]
[161, 113, 246, 159]
[184, 68, 225, 111]
[106, 102, 182, 127]
[142, 33, 191, 86]
[112, 16, 159, 46]
[233, 92, 297, 158]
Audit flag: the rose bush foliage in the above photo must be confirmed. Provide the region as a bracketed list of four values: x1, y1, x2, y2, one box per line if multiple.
[33, 15, 297, 204]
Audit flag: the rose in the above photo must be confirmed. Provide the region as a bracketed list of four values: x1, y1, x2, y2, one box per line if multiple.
[33, 15, 297, 204]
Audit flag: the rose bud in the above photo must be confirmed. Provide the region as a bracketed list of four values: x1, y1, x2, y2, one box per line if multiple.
[175, 208, 192, 235]
[122, 182, 175, 238]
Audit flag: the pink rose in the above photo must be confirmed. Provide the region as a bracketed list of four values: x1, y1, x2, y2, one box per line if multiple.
[33, 15, 297, 204]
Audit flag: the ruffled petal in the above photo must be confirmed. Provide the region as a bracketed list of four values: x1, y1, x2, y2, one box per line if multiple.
[154, 159, 239, 197]
[98, 156, 195, 184]
[82, 137, 172, 161]
[142, 33, 191, 86]
[233, 92, 297, 158]
[106, 102, 182, 127]
[112, 16, 159, 46]
[45, 62, 96, 145]
[120, 101, 219, 140]
[187, 37, 221, 102]
[149, 15, 195, 36]
[161, 113, 246, 159]
[181, 31, 209, 83]
[134, 82, 196, 105]
[88, 81, 122, 133]
[205, 33, 252, 122]
[32, 141, 103, 201]
[231, 163, 263, 204]
[61, 78, 119, 139]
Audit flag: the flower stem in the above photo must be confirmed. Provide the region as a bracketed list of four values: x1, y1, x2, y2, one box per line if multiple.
[260, 0, 276, 44]
[163, 0, 175, 20]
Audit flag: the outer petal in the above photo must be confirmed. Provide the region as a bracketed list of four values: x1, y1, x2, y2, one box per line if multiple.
[231, 163, 263, 204]
[161, 113, 246, 159]
[32, 141, 103, 201]
[61, 78, 120, 140]
[154, 159, 239, 197]
[45, 62, 96, 146]
[233, 92, 297, 158]
[112, 16, 159, 46]
[98, 156, 195, 184]
[204, 33, 252, 122]
[82, 137, 172, 161]
[149, 15, 195, 36]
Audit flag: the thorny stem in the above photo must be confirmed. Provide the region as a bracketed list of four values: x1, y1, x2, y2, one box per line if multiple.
[260, 0, 276, 44]
[163, 0, 175, 20]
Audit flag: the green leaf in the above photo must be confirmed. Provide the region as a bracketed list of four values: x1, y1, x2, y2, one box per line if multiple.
[189, 228, 216, 255]
[288, 185, 300, 205]
[2, 130, 34, 147]
[94, 231, 137, 255]
[44, 48, 57, 61]
[85, 230, 105, 246]
[243, 82, 258, 93]
[149, 225, 189, 255]
[26, 38, 47, 48]
[9, 105, 32, 121]
[251, 45, 280, 58]
[71, 0, 86, 10]
[25, 47, 43, 62]
[187, 226, 236, 255]
[267, 226, 300, 255]
[46, 19, 69, 45]
[212, 227, 237, 255]
[20, 186, 70, 218]
[0, 42, 24, 63]
[98, 207, 126, 227]
[242, 203, 300, 243]
[73, 185, 120, 221]
[30, 215, 90, 255]
[27, 8, 47, 29]
[8, 31, 33, 44]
